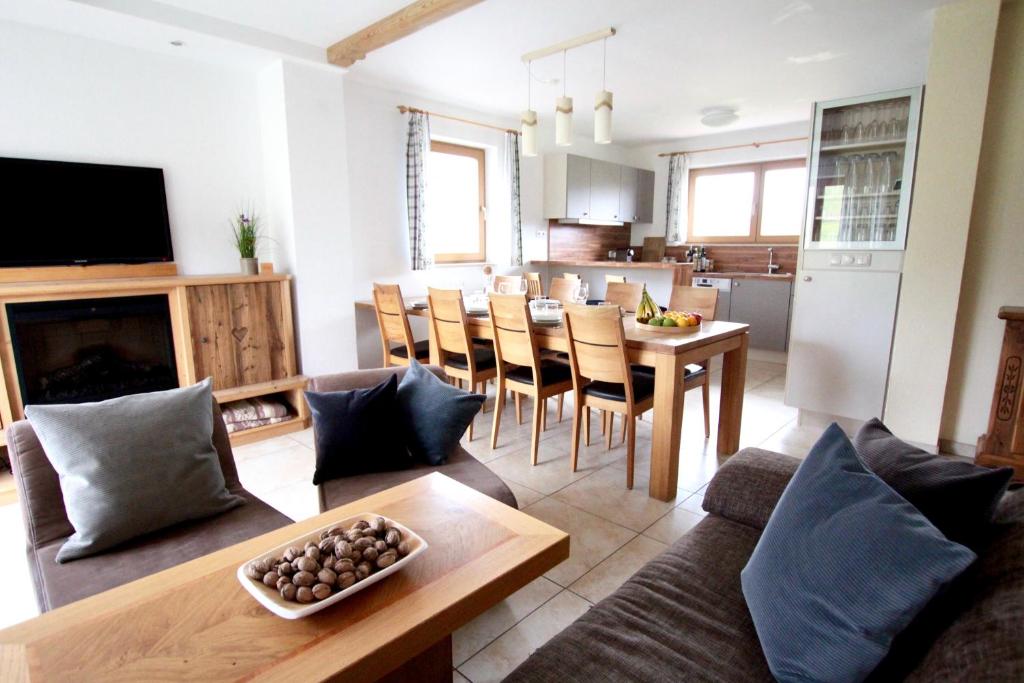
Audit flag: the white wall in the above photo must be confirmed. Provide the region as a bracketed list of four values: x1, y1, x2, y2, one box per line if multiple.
[0, 20, 265, 275]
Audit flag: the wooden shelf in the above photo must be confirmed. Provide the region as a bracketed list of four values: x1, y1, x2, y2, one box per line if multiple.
[214, 375, 311, 446]
[227, 415, 308, 446]
[213, 376, 308, 404]
[820, 138, 906, 153]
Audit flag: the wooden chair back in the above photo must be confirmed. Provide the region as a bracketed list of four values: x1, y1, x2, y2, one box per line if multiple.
[563, 303, 632, 395]
[604, 281, 644, 312]
[426, 287, 474, 367]
[668, 286, 719, 320]
[548, 277, 580, 305]
[605, 274, 627, 284]
[372, 283, 415, 360]
[493, 275, 525, 294]
[524, 272, 544, 299]
[563, 272, 581, 280]
[488, 293, 540, 374]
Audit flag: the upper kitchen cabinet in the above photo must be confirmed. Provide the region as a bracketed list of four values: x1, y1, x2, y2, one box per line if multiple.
[544, 153, 655, 224]
[804, 86, 923, 250]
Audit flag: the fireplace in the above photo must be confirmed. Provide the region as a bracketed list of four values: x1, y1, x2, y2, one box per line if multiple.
[7, 295, 179, 407]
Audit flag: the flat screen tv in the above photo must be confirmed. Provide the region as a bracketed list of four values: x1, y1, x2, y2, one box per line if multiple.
[0, 156, 174, 267]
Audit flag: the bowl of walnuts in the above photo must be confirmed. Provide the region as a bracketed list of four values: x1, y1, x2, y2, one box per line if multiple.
[237, 513, 427, 619]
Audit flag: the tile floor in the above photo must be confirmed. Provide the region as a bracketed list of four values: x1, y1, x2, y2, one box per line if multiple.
[0, 358, 822, 681]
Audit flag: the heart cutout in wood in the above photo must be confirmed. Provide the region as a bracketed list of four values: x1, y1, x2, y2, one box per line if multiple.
[231, 327, 249, 342]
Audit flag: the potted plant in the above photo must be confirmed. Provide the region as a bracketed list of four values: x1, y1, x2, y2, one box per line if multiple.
[231, 210, 262, 275]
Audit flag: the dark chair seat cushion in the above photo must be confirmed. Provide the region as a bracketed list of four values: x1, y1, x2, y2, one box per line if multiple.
[389, 339, 430, 360]
[319, 449, 517, 512]
[583, 371, 655, 403]
[507, 515, 774, 682]
[29, 491, 292, 612]
[632, 363, 704, 378]
[444, 347, 496, 371]
[507, 360, 572, 387]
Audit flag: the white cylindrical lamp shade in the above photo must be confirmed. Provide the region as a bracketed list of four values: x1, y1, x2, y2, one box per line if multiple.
[594, 90, 613, 144]
[521, 110, 538, 157]
[555, 96, 573, 147]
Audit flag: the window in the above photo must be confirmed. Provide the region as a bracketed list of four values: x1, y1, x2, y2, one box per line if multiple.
[687, 159, 805, 243]
[427, 141, 486, 263]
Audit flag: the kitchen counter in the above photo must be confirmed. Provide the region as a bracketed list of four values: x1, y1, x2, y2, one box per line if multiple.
[697, 271, 795, 281]
[531, 260, 695, 286]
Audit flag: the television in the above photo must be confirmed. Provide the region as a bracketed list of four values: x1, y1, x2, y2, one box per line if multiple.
[0, 156, 174, 267]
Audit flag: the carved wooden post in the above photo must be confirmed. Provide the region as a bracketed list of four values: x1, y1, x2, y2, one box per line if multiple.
[976, 306, 1024, 481]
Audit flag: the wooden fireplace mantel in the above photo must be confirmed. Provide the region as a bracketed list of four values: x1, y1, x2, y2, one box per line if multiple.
[0, 272, 309, 448]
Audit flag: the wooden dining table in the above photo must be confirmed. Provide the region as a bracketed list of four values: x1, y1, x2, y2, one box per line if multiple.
[357, 299, 750, 501]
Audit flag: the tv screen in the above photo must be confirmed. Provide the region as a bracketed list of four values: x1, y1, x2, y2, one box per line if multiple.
[0, 157, 174, 267]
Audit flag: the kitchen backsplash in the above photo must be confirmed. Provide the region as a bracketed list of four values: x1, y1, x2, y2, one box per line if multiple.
[662, 244, 798, 274]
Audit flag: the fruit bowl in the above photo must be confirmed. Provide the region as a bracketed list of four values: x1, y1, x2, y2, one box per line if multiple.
[635, 320, 701, 334]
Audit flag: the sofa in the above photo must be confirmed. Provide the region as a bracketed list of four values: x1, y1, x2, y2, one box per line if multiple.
[6, 401, 294, 612]
[508, 448, 1024, 681]
[308, 366, 517, 511]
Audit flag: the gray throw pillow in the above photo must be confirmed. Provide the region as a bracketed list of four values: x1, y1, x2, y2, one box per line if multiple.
[25, 378, 244, 562]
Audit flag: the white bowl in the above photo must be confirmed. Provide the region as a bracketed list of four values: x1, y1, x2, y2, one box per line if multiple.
[236, 512, 428, 619]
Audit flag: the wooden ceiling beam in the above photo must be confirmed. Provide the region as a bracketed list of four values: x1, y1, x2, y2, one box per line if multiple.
[327, 0, 484, 68]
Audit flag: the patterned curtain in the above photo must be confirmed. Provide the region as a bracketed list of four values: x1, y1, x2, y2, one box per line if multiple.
[505, 132, 523, 266]
[405, 112, 432, 270]
[665, 153, 689, 245]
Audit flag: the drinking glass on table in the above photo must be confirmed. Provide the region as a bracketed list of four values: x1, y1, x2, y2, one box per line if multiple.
[576, 281, 589, 304]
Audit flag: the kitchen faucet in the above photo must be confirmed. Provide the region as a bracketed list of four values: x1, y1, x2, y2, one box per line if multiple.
[767, 247, 780, 274]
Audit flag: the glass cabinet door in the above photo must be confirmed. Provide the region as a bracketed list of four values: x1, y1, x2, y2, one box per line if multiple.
[804, 87, 922, 250]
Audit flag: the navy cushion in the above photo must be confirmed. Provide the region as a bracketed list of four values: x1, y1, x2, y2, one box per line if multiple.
[397, 359, 485, 466]
[583, 371, 655, 403]
[444, 347, 496, 371]
[389, 339, 430, 360]
[507, 360, 572, 387]
[741, 424, 976, 683]
[854, 418, 1013, 548]
[305, 375, 412, 485]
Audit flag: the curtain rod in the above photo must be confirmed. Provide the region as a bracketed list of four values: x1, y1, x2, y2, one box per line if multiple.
[397, 105, 518, 135]
[657, 136, 807, 157]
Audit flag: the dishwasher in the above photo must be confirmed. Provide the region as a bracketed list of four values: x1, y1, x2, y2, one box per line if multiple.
[692, 276, 731, 320]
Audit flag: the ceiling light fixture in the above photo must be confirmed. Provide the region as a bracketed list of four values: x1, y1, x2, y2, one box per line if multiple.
[594, 37, 613, 144]
[700, 106, 739, 128]
[169, 40, 185, 47]
[521, 62, 538, 157]
[555, 50, 573, 147]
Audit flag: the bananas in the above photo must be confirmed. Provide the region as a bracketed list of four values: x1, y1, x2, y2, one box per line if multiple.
[635, 285, 660, 324]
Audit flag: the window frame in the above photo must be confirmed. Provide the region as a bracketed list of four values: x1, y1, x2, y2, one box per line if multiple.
[429, 140, 487, 264]
[686, 158, 804, 244]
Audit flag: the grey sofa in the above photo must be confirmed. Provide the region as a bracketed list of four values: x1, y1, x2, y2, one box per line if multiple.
[308, 366, 517, 511]
[508, 448, 1024, 681]
[6, 401, 293, 612]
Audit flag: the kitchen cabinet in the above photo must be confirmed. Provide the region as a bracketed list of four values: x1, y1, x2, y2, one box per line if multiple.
[544, 153, 654, 224]
[728, 278, 792, 352]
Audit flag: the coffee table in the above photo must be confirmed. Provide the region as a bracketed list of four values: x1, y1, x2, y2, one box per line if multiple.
[0, 473, 569, 682]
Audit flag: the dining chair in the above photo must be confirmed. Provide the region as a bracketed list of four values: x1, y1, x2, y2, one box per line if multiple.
[372, 283, 429, 367]
[426, 287, 498, 441]
[493, 275, 525, 294]
[605, 274, 627, 284]
[563, 303, 654, 489]
[488, 293, 574, 465]
[604, 281, 644, 313]
[563, 272, 581, 280]
[524, 272, 544, 299]
[548, 277, 581, 305]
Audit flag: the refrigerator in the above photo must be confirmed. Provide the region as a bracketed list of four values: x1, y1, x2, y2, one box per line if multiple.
[785, 87, 923, 422]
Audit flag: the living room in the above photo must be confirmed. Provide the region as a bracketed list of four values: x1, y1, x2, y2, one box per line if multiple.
[0, 0, 1021, 680]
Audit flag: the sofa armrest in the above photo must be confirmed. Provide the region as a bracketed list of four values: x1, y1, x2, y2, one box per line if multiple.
[702, 448, 800, 530]
[308, 365, 445, 393]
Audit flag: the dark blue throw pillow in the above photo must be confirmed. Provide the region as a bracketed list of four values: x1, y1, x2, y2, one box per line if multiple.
[741, 424, 977, 683]
[397, 359, 485, 465]
[305, 375, 411, 485]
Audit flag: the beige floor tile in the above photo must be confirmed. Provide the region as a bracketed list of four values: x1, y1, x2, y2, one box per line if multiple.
[677, 489, 707, 516]
[235, 442, 315, 495]
[0, 503, 38, 628]
[232, 434, 310, 462]
[569, 535, 667, 604]
[643, 506, 706, 545]
[503, 480, 545, 509]
[552, 465, 683, 532]
[452, 576, 562, 666]
[458, 590, 591, 683]
[484, 435, 618, 496]
[521, 497, 636, 586]
[286, 427, 315, 449]
[453, 670, 470, 683]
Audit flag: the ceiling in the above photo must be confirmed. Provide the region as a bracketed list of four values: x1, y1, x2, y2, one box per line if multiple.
[6, 0, 952, 145]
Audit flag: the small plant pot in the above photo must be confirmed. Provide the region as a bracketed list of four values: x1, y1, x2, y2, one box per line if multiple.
[240, 257, 259, 275]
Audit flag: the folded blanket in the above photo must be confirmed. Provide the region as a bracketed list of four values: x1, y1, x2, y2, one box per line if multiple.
[226, 414, 292, 433]
[221, 397, 290, 425]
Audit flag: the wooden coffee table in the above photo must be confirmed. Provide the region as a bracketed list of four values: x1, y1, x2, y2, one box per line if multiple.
[0, 473, 569, 682]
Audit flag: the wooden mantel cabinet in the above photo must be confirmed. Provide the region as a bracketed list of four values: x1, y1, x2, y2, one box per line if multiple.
[0, 273, 309, 448]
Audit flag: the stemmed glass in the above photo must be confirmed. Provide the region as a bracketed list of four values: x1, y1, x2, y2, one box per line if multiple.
[576, 281, 589, 305]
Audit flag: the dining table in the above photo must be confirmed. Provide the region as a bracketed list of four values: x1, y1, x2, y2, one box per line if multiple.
[356, 298, 750, 501]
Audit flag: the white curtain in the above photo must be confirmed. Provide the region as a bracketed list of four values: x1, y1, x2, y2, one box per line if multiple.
[665, 153, 689, 245]
[405, 112, 432, 270]
[505, 132, 523, 266]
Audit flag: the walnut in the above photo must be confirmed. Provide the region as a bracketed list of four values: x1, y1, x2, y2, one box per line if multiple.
[350, 549, 363, 564]
[295, 586, 314, 604]
[262, 571, 280, 588]
[362, 547, 379, 563]
[352, 537, 374, 552]
[377, 550, 397, 569]
[337, 571, 356, 589]
[374, 540, 388, 553]
[384, 528, 402, 547]
[334, 540, 352, 559]
[283, 546, 301, 563]
[397, 541, 411, 557]
[294, 556, 319, 573]
[280, 583, 298, 601]
[304, 546, 321, 562]
[245, 561, 266, 581]
[319, 529, 331, 541]
[355, 562, 372, 580]
[327, 526, 345, 537]
[370, 517, 386, 535]
[319, 537, 336, 555]
[304, 540, 318, 551]
[277, 562, 294, 576]
[333, 558, 355, 574]
[312, 583, 332, 601]
[276, 575, 292, 591]
[353, 520, 370, 531]
[292, 570, 316, 587]
[317, 568, 337, 585]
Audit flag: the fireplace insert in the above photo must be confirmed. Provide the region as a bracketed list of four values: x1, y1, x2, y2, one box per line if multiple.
[7, 295, 179, 407]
